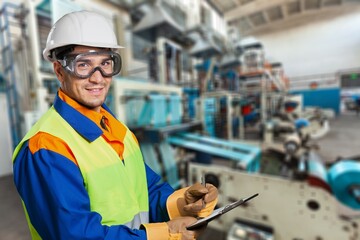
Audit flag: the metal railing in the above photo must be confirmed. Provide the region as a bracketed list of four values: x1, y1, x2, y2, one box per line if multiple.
[288, 72, 339, 91]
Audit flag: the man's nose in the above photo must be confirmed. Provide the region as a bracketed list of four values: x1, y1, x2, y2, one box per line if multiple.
[89, 68, 104, 83]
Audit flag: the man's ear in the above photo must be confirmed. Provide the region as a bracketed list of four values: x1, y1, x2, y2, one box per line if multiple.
[53, 61, 65, 84]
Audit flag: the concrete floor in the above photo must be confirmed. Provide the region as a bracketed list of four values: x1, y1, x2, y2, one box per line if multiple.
[313, 112, 360, 163]
[0, 174, 29, 239]
[1, 112, 359, 240]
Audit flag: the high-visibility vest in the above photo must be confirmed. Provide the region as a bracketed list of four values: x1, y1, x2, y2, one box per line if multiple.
[13, 106, 149, 239]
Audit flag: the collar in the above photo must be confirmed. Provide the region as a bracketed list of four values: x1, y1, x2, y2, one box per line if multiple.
[54, 89, 116, 142]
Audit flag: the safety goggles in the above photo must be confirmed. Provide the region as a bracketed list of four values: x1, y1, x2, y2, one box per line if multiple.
[58, 50, 122, 79]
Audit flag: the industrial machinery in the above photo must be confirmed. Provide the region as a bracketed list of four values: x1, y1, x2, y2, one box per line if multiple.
[110, 77, 263, 190]
[132, 0, 186, 44]
[235, 37, 331, 144]
[187, 144, 360, 240]
[272, 95, 331, 141]
[110, 77, 194, 189]
[108, 75, 359, 240]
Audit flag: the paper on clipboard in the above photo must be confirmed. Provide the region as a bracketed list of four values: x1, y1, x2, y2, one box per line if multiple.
[186, 193, 259, 230]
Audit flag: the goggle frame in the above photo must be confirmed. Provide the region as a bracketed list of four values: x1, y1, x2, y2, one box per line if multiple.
[58, 50, 122, 79]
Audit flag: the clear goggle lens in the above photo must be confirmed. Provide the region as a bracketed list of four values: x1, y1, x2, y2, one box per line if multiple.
[59, 51, 122, 79]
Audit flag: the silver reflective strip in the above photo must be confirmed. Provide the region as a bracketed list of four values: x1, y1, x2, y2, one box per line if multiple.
[123, 211, 149, 229]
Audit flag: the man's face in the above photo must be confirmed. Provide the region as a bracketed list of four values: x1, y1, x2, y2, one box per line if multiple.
[54, 46, 114, 112]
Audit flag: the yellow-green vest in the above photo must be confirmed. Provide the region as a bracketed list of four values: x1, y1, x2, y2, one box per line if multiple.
[13, 107, 149, 239]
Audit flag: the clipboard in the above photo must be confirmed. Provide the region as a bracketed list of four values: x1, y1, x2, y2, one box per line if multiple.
[186, 193, 259, 230]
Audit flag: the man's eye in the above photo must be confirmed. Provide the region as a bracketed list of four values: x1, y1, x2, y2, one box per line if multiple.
[102, 60, 112, 67]
[77, 62, 89, 68]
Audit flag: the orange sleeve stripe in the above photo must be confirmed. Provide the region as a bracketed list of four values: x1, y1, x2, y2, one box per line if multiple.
[28, 132, 78, 166]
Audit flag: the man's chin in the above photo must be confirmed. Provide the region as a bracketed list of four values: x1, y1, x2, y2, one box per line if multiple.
[80, 99, 105, 110]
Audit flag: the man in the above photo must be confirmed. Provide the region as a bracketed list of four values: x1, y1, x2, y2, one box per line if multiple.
[12, 11, 218, 240]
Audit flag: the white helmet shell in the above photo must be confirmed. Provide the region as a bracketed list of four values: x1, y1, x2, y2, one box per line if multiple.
[43, 11, 123, 62]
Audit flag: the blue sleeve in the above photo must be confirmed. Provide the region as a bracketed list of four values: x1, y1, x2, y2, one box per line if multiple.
[13, 142, 147, 240]
[145, 164, 174, 222]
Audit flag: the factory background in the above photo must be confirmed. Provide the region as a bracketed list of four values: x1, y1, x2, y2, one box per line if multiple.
[1, 0, 360, 239]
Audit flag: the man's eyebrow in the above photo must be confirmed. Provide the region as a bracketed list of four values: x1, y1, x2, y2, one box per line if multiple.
[101, 56, 112, 60]
[83, 54, 112, 59]
[77, 58, 91, 62]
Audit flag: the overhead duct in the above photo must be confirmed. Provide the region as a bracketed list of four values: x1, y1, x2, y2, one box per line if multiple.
[187, 26, 224, 59]
[219, 53, 241, 70]
[132, 0, 185, 43]
[106, 0, 133, 9]
[238, 36, 263, 50]
[105, 0, 149, 10]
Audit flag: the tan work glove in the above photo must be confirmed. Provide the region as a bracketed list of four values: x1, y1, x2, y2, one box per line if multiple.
[184, 182, 218, 217]
[167, 216, 206, 240]
[166, 182, 218, 220]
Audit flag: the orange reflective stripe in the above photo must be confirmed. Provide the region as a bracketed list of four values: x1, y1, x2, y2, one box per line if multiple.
[28, 132, 78, 166]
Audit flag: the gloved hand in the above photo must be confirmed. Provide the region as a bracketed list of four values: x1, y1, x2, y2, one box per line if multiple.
[183, 182, 218, 217]
[167, 216, 206, 240]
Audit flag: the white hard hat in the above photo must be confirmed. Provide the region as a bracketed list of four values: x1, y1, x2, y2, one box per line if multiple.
[43, 11, 123, 62]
